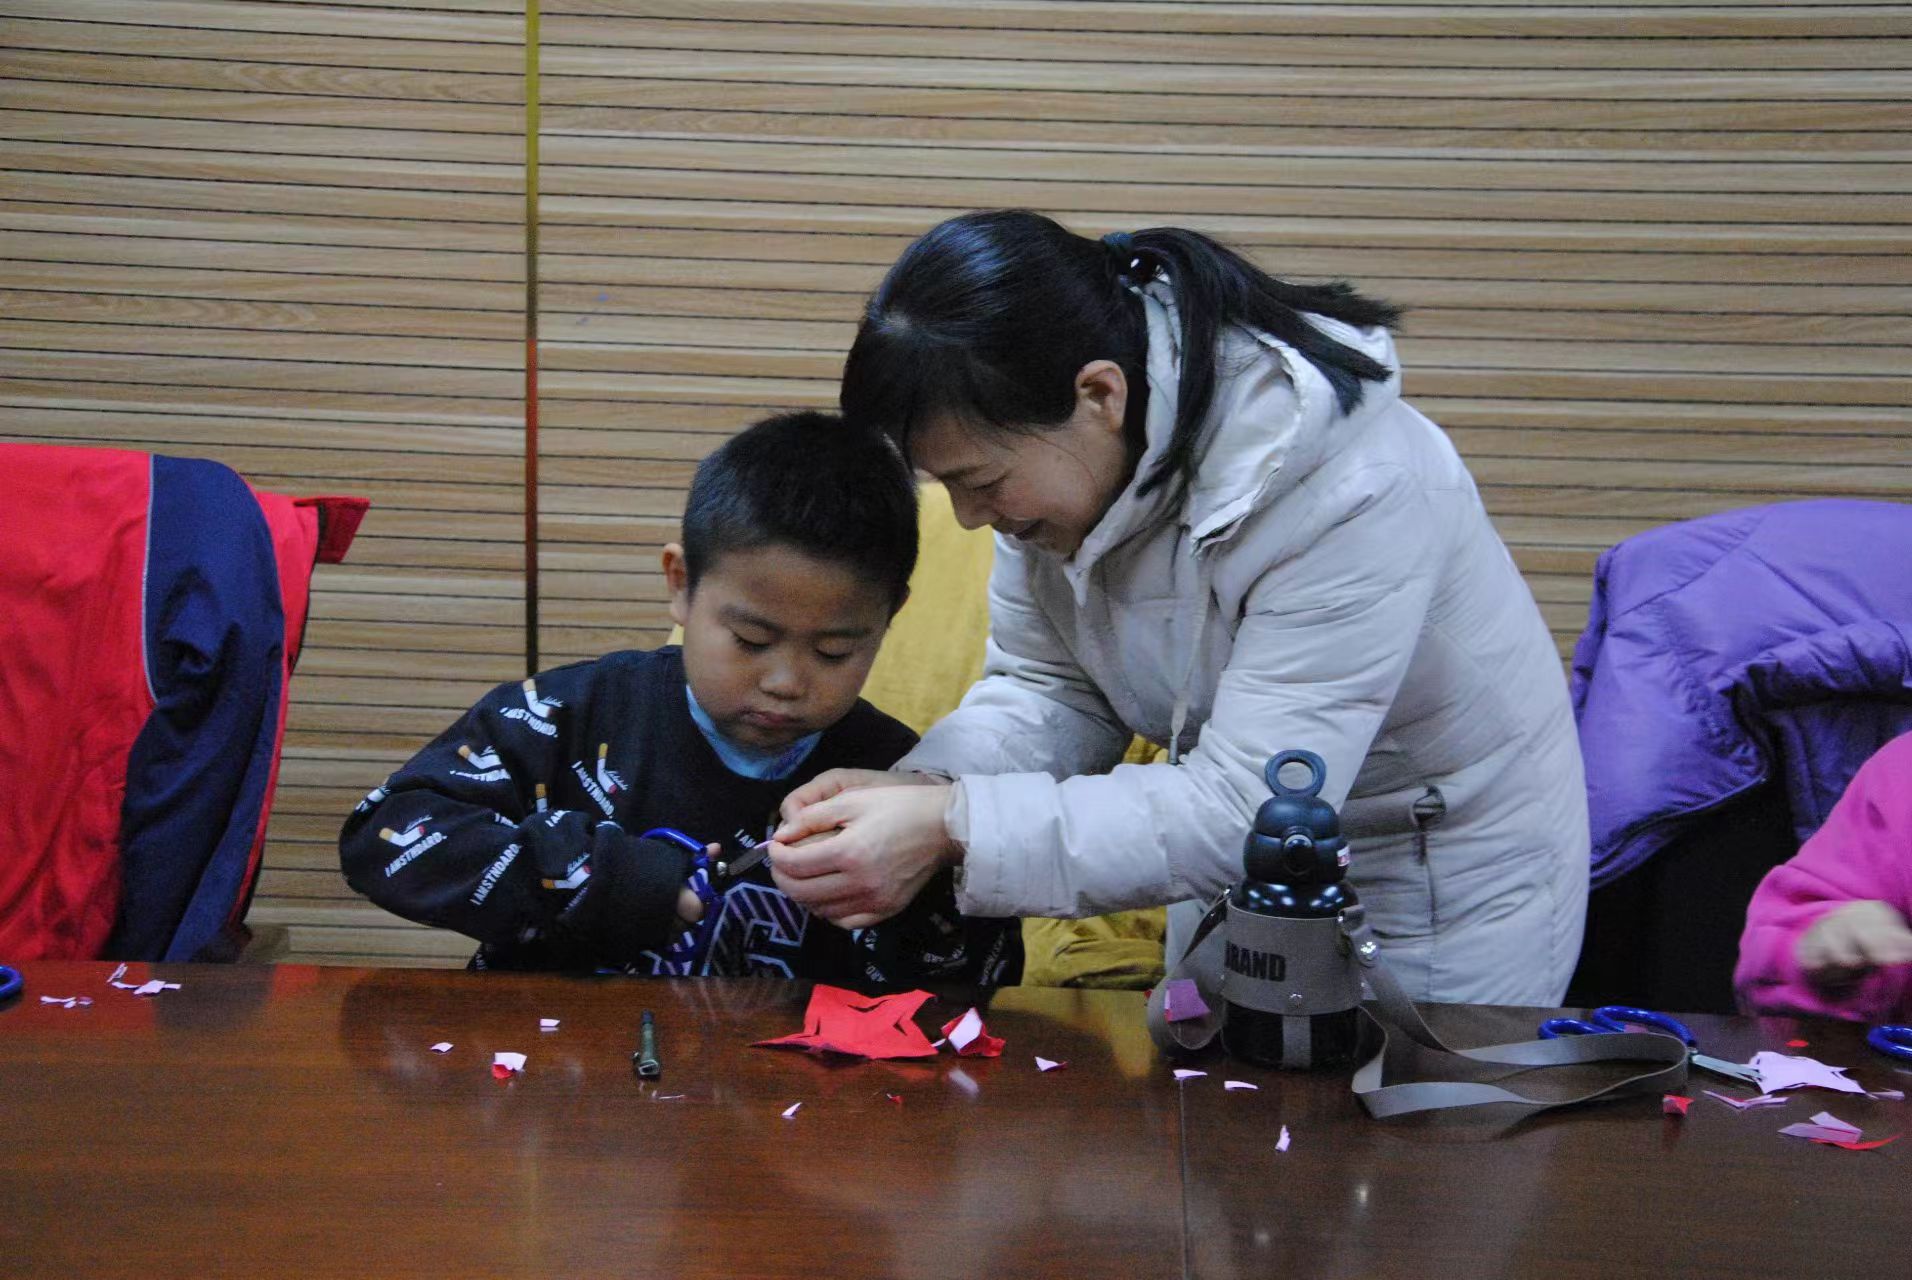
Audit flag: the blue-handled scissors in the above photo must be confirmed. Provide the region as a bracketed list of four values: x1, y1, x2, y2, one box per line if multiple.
[640, 827, 724, 974]
[0, 963, 22, 1003]
[1867, 1024, 1912, 1063]
[1539, 1004, 1762, 1086]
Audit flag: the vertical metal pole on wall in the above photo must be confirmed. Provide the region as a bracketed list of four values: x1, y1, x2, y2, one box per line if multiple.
[523, 0, 541, 675]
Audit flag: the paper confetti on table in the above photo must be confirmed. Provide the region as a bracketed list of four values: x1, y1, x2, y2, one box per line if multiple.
[1749, 1051, 1867, 1095]
[940, 1007, 1006, 1058]
[753, 985, 939, 1060]
[1779, 1112, 1863, 1143]
[1036, 1057, 1067, 1072]
[1868, 1089, 1905, 1101]
[1786, 1039, 1810, 1049]
[1163, 978, 1212, 1024]
[885, 1092, 904, 1106]
[1704, 1090, 1787, 1111]
[539, 1018, 559, 1032]
[1276, 1125, 1291, 1153]
[491, 1051, 526, 1080]
[1663, 1095, 1692, 1116]
[430, 1042, 453, 1054]
[106, 963, 132, 988]
[132, 980, 181, 997]
[1225, 1080, 1260, 1092]
[1814, 1135, 1900, 1152]
[782, 1102, 802, 1119]
[1173, 1069, 1207, 1082]
[39, 995, 93, 1008]
[654, 1094, 686, 1101]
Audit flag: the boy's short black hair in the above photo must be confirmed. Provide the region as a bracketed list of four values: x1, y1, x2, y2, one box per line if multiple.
[682, 410, 918, 610]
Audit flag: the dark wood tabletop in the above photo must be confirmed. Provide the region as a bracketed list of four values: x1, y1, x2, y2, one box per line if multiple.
[3, 963, 1907, 1279]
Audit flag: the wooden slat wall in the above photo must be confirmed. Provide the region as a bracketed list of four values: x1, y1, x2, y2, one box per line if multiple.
[4, 1, 1909, 966]
[0, 0, 525, 966]
[537, 0, 1912, 668]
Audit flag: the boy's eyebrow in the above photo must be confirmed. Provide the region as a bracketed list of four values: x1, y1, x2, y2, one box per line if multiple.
[718, 604, 874, 642]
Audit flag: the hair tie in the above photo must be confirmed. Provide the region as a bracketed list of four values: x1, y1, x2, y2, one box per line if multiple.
[1100, 230, 1143, 280]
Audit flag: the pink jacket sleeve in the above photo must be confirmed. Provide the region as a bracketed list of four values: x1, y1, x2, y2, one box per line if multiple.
[1734, 731, 1912, 1021]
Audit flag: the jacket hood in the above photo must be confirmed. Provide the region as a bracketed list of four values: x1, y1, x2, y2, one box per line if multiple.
[1062, 276, 1403, 597]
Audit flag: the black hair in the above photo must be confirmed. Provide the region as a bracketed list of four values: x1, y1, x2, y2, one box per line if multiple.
[840, 210, 1403, 506]
[681, 410, 917, 610]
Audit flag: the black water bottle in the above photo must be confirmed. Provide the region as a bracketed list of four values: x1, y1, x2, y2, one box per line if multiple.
[1220, 750, 1363, 1070]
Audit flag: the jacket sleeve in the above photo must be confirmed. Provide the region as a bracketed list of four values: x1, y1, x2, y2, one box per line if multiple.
[898, 534, 1133, 782]
[339, 670, 692, 962]
[1734, 733, 1912, 1020]
[951, 463, 1445, 918]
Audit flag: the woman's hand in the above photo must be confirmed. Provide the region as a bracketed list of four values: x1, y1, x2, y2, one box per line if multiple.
[1797, 899, 1912, 985]
[769, 782, 959, 929]
[776, 768, 923, 828]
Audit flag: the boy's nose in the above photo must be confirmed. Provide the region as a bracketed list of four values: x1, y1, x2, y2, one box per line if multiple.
[759, 658, 804, 699]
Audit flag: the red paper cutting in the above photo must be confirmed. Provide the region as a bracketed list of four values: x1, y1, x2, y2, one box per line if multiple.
[752, 985, 939, 1060]
[1786, 1039, 1810, 1049]
[940, 1007, 1005, 1058]
[1812, 1134, 1900, 1151]
[1663, 1095, 1692, 1116]
[491, 1063, 514, 1081]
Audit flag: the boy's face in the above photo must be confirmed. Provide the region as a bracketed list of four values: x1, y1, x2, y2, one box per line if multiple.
[663, 542, 897, 752]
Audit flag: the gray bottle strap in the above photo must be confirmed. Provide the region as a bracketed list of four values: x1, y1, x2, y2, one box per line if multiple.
[1148, 897, 1691, 1118]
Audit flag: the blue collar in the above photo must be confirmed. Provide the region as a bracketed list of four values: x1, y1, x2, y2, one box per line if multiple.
[684, 685, 821, 780]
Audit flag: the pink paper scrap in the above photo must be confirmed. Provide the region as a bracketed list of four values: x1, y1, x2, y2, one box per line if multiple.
[1749, 1051, 1867, 1096]
[1173, 1069, 1207, 1082]
[1224, 1080, 1260, 1092]
[539, 1018, 559, 1032]
[1276, 1125, 1291, 1153]
[1036, 1056, 1067, 1072]
[39, 996, 93, 1008]
[1663, 1095, 1692, 1116]
[1163, 978, 1211, 1024]
[781, 1102, 802, 1119]
[1704, 1090, 1787, 1111]
[429, 1042, 453, 1054]
[1779, 1111, 1863, 1143]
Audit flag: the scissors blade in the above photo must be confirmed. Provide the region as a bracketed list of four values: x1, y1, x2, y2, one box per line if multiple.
[714, 844, 770, 884]
[1692, 1052, 1762, 1086]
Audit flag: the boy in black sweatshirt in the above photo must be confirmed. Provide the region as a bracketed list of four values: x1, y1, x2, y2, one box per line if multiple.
[339, 411, 1019, 986]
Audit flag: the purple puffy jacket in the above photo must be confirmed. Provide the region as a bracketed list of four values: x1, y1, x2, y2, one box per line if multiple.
[1571, 500, 1912, 887]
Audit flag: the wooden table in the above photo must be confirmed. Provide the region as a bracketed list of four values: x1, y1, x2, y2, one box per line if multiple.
[3, 963, 1906, 1278]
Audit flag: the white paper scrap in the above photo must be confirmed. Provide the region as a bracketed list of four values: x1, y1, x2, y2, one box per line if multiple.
[946, 1008, 984, 1053]
[1224, 1080, 1260, 1092]
[1036, 1056, 1066, 1072]
[132, 980, 180, 997]
[782, 1102, 802, 1119]
[539, 1018, 560, 1032]
[430, 1042, 453, 1054]
[494, 1051, 527, 1074]
[1276, 1125, 1291, 1153]
[1749, 1051, 1867, 1095]
[1173, 1069, 1207, 1082]
[40, 995, 93, 1008]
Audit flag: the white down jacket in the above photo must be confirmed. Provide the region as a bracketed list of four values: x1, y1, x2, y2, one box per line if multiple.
[900, 281, 1589, 1004]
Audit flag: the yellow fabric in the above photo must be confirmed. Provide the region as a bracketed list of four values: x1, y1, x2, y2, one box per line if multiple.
[669, 481, 1167, 986]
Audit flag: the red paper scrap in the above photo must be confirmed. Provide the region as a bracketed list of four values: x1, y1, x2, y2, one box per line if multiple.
[885, 1092, 904, 1106]
[752, 985, 939, 1060]
[1786, 1039, 1810, 1049]
[491, 1064, 514, 1081]
[1663, 1095, 1692, 1116]
[1812, 1135, 1900, 1151]
[939, 1007, 1005, 1059]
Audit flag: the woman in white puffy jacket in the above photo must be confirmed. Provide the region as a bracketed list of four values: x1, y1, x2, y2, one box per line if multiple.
[769, 211, 1588, 1004]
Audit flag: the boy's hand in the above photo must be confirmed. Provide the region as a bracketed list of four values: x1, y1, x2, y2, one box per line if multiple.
[769, 783, 957, 930]
[1797, 900, 1912, 984]
[777, 768, 922, 829]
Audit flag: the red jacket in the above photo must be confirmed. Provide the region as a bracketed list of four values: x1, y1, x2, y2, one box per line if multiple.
[0, 445, 366, 961]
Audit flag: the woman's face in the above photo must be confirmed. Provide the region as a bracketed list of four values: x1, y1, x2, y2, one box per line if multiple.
[910, 361, 1135, 559]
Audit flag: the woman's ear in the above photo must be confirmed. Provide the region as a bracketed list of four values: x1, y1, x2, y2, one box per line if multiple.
[661, 542, 692, 626]
[1075, 360, 1128, 437]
